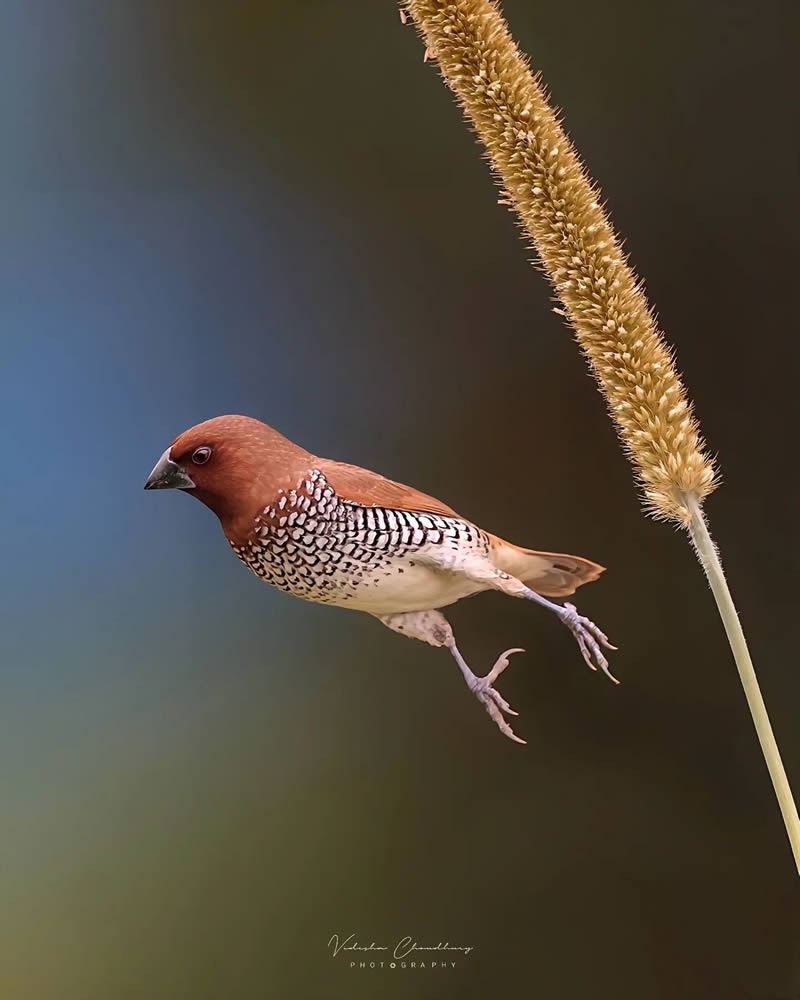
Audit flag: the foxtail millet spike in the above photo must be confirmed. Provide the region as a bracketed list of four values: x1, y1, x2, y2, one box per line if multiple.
[403, 0, 717, 525]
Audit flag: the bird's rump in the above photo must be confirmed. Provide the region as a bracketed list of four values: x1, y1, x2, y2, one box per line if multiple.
[488, 536, 605, 597]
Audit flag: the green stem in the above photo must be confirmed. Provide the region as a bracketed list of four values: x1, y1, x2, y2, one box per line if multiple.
[685, 493, 800, 874]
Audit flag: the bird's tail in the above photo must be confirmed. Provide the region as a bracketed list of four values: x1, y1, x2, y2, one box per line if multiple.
[488, 535, 605, 598]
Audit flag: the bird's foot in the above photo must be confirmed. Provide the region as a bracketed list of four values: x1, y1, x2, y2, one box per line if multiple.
[560, 603, 619, 682]
[465, 647, 527, 745]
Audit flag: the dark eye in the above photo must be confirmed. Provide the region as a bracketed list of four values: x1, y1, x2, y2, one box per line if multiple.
[191, 446, 212, 465]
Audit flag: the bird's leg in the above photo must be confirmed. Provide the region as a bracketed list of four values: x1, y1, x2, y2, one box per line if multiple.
[457, 562, 618, 682]
[375, 610, 527, 744]
[448, 641, 527, 745]
[523, 590, 618, 683]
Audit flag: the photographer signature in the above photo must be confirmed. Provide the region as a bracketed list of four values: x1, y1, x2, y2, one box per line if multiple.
[328, 933, 473, 960]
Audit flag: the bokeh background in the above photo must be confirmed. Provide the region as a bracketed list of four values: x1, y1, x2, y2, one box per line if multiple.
[2, 1, 799, 997]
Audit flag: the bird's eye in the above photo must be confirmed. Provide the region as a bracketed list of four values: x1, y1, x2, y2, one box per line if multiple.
[191, 446, 212, 465]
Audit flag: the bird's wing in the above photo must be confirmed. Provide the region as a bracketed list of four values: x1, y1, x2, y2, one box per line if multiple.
[317, 458, 603, 597]
[315, 459, 461, 518]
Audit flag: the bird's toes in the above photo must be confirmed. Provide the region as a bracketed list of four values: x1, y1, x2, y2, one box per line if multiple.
[484, 683, 518, 717]
[485, 646, 525, 685]
[469, 649, 527, 743]
[564, 606, 619, 684]
[482, 696, 526, 744]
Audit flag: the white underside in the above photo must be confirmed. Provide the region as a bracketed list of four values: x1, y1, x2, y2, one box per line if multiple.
[331, 559, 488, 615]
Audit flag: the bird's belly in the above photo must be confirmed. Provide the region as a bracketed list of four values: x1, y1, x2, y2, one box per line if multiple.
[333, 558, 484, 614]
[238, 542, 484, 615]
[233, 498, 492, 615]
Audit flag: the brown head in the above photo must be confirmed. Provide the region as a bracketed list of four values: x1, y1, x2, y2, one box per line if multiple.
[144, 415, 312, 540]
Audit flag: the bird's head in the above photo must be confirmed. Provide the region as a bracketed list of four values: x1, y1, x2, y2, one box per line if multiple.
[144, 415, 309, 537]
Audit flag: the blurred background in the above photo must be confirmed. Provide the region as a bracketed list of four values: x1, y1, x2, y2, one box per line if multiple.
[1, 1, 798, 997]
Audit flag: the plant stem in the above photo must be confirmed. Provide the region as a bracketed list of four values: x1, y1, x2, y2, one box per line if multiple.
[685, 494, 800, 873]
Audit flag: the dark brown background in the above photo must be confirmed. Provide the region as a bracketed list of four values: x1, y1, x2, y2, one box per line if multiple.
[2, 1, 799, 997]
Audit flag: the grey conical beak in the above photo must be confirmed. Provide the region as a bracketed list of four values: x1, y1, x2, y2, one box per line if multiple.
[144, 448, 196, 490]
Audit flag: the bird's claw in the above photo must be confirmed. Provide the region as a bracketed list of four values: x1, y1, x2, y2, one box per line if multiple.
[562, 603, 619, 683]
[468, 648, 527, 745]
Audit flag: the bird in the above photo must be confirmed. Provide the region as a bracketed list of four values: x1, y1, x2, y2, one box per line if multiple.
[144, 415, 616, 743]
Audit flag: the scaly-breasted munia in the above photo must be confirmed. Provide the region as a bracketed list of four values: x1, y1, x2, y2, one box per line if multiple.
[145, 415, 616, 743]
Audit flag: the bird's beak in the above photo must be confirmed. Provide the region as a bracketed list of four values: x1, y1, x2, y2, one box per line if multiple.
[144, 448, 196, 491]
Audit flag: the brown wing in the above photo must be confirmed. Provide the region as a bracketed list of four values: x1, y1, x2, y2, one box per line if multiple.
[315, 458, 460, 518]
[317, 457, 604, 598]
